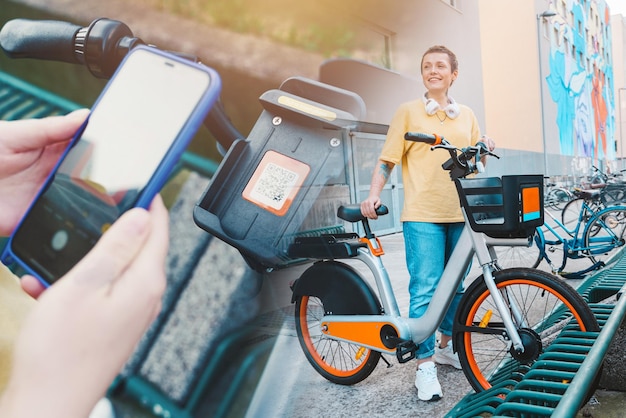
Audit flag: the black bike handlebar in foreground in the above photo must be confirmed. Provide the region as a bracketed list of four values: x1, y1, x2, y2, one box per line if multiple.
[0, 18, 243, 150]
[0, 18, 142, 78]
[404, 131, 441, 145]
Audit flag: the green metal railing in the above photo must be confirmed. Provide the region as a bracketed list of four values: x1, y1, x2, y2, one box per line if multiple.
[0, 71, 82, 119]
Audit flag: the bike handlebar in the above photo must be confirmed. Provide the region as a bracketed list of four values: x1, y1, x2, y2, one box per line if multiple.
[403, 132, 442, 145]
[0, 18, 144, 78]
[404, 131, 498, 180]
[1, 19, 81, 64]
[0, 18, 243, 150]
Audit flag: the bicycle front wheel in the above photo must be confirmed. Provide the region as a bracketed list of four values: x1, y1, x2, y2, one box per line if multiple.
[583, 206, 626, 265]
[454, 268, 599, 392]
[294, 295, 381, 385]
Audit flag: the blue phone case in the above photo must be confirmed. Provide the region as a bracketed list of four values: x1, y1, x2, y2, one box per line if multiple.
[1, 45, 221, 286]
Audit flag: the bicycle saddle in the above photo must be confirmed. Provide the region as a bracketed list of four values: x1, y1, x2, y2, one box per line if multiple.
[574, 188, 601, 200]
[337, 204, 388, 223]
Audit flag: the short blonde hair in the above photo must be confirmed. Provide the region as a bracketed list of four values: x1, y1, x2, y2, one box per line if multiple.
[421, 45, 458, 73]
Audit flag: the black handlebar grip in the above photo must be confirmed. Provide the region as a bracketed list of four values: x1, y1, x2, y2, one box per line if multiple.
[0, 19, 81, 64]
[404, 132, 438, 144]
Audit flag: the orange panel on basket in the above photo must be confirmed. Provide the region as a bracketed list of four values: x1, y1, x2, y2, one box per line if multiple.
[521, 186, 541, 221]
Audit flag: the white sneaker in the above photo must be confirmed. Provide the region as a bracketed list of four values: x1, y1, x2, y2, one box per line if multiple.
[434, 340, 462, 369]
[414, 361, 442, 401]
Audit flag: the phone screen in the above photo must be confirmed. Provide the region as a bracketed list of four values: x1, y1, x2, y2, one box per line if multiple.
[8, 47, 214, 284]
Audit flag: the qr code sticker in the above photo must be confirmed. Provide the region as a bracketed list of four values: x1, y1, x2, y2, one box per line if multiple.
[242, 151, 310, 216]
[249, 162, 300, 210]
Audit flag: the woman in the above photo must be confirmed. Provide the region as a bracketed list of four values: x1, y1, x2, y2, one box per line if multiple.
[360, 45, 494, 402]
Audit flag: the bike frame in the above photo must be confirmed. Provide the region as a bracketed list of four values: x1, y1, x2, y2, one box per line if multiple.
[318, 210, 531, 357]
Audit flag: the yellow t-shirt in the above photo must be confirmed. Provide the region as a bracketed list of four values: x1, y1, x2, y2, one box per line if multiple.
[0, 265, 34, 393]
[379, 98, 481, 223]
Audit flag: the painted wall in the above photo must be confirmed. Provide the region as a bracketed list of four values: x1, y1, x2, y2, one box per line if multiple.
[612, 14, 626, 161]
[544, 0, 615, 169]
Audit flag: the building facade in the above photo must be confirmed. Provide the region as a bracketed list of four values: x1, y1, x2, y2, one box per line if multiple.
[329, 0, 622, 184]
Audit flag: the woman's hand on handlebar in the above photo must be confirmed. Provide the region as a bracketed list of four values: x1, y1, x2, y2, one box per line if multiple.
[478, 135, 496, 168]
[480, 135, 495, 152]
[361, 195, 382, 220]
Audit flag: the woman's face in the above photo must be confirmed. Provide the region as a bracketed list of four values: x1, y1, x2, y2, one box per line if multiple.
[421, 52, 457, 94]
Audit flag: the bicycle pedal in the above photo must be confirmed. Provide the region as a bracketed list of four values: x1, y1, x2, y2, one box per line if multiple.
[395, 340, 418, 363]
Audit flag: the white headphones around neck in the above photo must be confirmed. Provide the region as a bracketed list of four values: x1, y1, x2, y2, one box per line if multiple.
[423, 94, 460, 119]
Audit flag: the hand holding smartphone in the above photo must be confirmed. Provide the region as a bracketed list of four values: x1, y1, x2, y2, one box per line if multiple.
[1, 45, 221, 286]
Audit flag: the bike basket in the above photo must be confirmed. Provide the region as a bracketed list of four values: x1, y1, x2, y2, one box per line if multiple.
[454, 174, 544, 239]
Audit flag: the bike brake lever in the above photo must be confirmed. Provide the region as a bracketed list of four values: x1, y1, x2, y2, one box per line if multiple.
[430, 143, 455, 152]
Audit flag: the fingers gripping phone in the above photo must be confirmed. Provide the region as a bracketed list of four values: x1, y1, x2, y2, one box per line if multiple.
[1, 45, 221, 286]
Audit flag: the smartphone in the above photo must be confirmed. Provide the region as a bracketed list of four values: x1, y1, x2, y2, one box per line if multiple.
[1, 45, 221, 286]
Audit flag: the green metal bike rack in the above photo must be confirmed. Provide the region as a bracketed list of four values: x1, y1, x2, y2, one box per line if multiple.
[447, 251, 626, 418]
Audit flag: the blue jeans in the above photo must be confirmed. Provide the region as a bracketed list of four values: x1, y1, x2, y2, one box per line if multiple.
[403, 221, 466, 359]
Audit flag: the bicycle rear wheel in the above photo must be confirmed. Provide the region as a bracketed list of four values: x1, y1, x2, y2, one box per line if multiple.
[294, 295, 381, 385]
[583, 206, 626, 265]
[454, 268, 599, 392]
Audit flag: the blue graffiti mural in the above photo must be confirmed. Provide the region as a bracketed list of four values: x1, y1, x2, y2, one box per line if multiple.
[544, 0, 615, 162]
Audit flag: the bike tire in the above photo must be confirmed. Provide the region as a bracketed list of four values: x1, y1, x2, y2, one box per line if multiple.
[561, 198, 586, 230]
[453, 268, 599, 394]
[546, 187, 572, 210]
[492, 229, 542, 269]
[583, 206, 626, 265]
[294, 295, 381, 385]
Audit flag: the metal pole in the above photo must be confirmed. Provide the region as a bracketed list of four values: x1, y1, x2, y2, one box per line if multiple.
[537, 12, 555, 176]
[617, 87, 626, 169]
